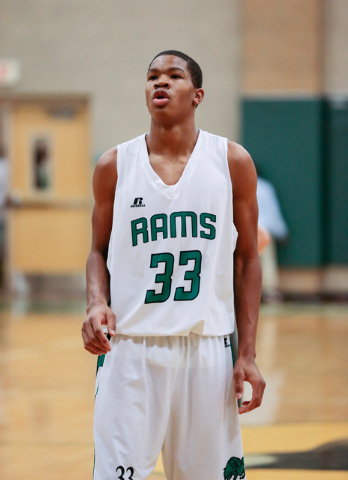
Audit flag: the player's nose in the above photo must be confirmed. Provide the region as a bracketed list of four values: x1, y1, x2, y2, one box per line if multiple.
[155, 76, 169, 88]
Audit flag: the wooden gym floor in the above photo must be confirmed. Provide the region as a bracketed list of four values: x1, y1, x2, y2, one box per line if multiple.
[0, 303, 347, 480]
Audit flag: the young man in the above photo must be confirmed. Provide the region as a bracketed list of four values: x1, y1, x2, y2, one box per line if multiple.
[82, 50, 265, 480]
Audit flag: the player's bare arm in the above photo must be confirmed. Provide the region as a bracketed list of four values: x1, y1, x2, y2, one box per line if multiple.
[82, 148, 117, 355]
[228, 141, 266, 414]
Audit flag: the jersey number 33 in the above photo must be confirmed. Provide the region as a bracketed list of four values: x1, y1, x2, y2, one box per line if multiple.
[145, 250, 202, 304]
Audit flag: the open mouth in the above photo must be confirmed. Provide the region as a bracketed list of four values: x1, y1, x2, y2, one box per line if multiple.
[153, 91, 170, 106]
[154, 90, 169, 100]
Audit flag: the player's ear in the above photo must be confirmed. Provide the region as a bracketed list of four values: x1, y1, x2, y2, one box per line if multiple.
[193, 88, 204, 108]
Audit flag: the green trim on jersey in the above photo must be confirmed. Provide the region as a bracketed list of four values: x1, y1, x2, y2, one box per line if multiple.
[97, 353, 106, 370]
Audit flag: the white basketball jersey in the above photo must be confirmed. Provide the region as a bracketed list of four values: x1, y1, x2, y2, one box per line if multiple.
[107, 130, 238, 336]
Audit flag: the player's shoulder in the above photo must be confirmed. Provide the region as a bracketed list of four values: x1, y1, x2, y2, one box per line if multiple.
[93, 147, 118, 196]
[200, 129, 227, 147]
[227, 141, 253, 171]
[96, 146, 117, 166]
[226, 141, 257, 194]
[108, 134, 146, 173]
[117, 133, 146, 157]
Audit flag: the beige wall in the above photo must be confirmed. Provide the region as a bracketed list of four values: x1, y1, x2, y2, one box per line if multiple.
[243, 0, 348, 96]
[0, 0, 241, 154]
[243, 0, 323, 95]
[324, 0, 348, 93]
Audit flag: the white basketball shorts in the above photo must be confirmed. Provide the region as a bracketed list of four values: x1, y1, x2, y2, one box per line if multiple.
[93, 333, 246, 480]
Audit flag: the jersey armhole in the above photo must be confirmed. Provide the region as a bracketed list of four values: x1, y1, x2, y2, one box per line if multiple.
[232, 223, 238, 251]
[224, 138, 238, 251]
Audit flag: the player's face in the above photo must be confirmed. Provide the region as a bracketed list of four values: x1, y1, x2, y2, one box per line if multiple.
[145, 55, 203, 123]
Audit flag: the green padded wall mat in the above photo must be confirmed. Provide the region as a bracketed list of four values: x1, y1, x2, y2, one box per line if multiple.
[242, 98, 323, 267]
[323, 98, 348, 264]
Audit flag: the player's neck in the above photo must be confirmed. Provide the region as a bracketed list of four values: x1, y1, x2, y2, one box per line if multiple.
[147, 118, 199, 157]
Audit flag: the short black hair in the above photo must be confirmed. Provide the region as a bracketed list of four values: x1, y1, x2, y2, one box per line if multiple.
[149, 50, 203, 89]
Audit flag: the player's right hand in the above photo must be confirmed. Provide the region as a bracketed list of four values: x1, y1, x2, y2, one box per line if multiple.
[82, 304, 116, 355]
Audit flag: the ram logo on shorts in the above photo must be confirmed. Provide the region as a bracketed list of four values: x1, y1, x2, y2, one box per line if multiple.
[223, 456, 245, 480]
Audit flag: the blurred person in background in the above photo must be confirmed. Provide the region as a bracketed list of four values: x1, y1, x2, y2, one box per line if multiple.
[257, 172, 288, 302]
[258, 224, 271, 255]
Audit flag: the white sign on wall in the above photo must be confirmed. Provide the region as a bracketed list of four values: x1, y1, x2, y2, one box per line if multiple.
[0, 60, 20, 86]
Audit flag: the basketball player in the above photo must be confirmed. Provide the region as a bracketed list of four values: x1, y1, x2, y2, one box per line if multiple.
[82, 50, 265, 480]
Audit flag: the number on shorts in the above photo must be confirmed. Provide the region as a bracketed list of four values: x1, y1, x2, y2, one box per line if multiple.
[116, 466, 134, 480]
[145, 250, 202, 303]
[116, 466, 125, 480]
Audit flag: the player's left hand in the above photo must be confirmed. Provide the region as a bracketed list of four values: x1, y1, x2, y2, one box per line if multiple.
[233, 357, 266, 414]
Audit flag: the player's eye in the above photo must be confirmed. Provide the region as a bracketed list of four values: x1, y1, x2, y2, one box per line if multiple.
[148, 75, 157, 81]
[171, 74, 182, 79]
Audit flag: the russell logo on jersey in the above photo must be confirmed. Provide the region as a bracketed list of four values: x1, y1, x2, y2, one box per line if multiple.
[131, 197, 146, 208]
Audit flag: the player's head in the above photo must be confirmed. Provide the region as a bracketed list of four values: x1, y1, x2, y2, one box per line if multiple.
[149, 50, 203, 89]
[146, 50, 204, 122]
